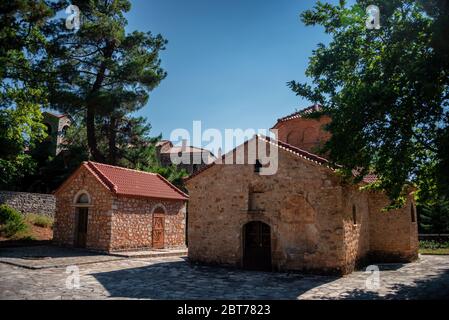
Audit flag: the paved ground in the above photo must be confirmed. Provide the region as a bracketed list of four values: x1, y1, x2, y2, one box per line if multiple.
[0, 248, 448, 299]
[0, 246, 187, 269]
[0, 246, 123, 269]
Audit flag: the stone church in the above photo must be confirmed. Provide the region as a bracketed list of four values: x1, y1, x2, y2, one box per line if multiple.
[185, 105, 418, 275]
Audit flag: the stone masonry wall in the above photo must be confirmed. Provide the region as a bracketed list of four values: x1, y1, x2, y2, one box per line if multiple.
[110, 196, 186, 251]
[0, 191, 55, 217]
[340, 186, 371, 273]
[368, 191, 418, 262]
[54, 165, 187, 252]
[53, 166, 114, 251]
[186, 140, 349, 274]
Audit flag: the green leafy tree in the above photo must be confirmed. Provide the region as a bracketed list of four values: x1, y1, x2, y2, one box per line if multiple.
[67, 118, 188, 189]
[290, 0, 449, 206]
[0, 1, 62, 189]
[28, 116, 188, 191]
[47, 0, 167, 164]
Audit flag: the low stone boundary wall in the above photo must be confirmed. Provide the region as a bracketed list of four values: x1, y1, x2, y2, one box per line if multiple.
[0, 191, 55, 217]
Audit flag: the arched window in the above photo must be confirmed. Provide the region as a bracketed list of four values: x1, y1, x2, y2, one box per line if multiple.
[411, 203, 416, 223]
[153, 206, 166, 214]
[62, 125, 69, 136]
[76, 193, 90, 205]
[352, 205, 357, 225]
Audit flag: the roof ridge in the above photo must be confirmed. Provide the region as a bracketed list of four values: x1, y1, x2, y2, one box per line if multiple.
[87, 161, 158, 176]
[272, 104, 323, 128]
[85, 162, 118, 192]
[185, 135, 334, 182]
[87, 161, 189, 200]
[257, 135, 330, 166]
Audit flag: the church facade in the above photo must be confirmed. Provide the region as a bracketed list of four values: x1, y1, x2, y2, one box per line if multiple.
[185, 105, 418, 275]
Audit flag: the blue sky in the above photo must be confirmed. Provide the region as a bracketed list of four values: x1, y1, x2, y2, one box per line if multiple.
[124, 0, 334, 147]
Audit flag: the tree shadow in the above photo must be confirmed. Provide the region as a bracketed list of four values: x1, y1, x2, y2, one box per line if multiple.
[0, 245, 106, 259]
[340, 267, 449, 300]
[91, 260, 339, 300]
[0, 245, 120, 269]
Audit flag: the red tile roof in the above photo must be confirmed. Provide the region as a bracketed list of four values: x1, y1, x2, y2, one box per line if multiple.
[57, 161, 188, 201]
[352, 169, 378, 184]
[260, 135, 331, 166]
[272, 104, 323, 129]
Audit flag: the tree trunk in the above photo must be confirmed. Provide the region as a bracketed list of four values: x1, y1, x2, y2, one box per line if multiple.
[108, 115, 118, 165]
[86, 105, 104, 162]
[85, 40, 116, 163]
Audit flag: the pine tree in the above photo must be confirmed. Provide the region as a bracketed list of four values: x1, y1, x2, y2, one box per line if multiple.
[47, 0, 167, 164]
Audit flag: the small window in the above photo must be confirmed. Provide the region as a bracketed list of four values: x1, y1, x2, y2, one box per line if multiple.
[62, 125, 69, 136]
[352, 205, 357, 225]
[76, 193, 89, 204]
[254, 159, 262, 173]
[411, 203, 416, 223]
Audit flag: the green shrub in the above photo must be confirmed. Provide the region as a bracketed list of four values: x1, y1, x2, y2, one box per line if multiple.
[0, 204, 28, 237]
[419, 240, 449, 249]
[0, 204, 22, 224]
[26, 214, 53, 229]
[1, 219, 28, 237]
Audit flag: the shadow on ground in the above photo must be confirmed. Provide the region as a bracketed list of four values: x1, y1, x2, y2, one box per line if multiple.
[0, 245, 102, 259]
[0, 245, 121, 269]
[340, 267, 449, 300]
[92, 260, 338, 300]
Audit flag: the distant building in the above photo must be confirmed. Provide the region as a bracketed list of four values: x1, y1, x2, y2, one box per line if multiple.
[42, 111, 72, 156]
[156, 140, 216, 175]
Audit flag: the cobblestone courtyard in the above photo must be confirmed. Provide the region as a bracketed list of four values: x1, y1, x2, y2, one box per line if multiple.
[0, 249, 448, 299]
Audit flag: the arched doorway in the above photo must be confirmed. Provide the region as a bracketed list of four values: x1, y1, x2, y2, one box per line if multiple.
[243, 221, 272, 271]
[152, 206, 165, 249]
[74, 192, 90, 248]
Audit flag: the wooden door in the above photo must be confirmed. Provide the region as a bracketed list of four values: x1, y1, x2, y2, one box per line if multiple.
[243, 221, 271, 271]
[75, 208, 88, 248]
[152, 213, 165, 249]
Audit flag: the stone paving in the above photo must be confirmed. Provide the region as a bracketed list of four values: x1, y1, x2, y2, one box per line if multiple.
[0, 246, 124, 269]
[0, 250, 448, 299]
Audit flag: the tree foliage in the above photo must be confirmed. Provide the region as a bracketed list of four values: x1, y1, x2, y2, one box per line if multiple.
[419, 197, 449, 234]
[47, 0, 167, 165]
[0, 0, 185, 191]
[290, 0, 449, 206]
[0, 0, 62, 188]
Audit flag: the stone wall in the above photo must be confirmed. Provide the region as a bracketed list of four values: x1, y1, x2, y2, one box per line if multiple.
[53, 165, 114, 251]
[186, 137, 419, 275]
[368, 191, 418, 262]
[111, 196, 186, 251]
[340, 186, 371, 273]
[0, 191, 55, 217]
[186, 140, 349, 274]
[53, 165, 187, 252]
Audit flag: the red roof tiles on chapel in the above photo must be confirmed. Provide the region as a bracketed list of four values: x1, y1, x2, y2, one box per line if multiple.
[57, 161, 188, 201]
